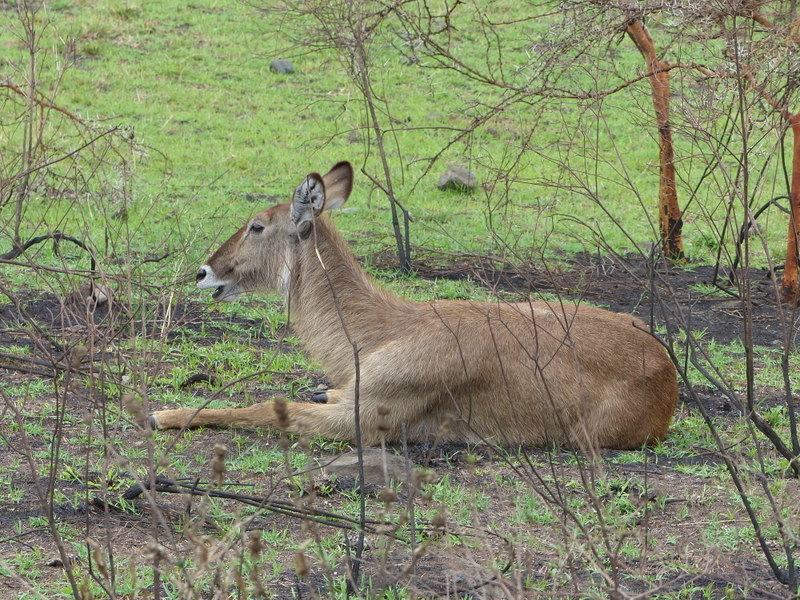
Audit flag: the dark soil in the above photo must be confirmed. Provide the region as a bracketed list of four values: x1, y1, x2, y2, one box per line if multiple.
[412, 251, 799, 348]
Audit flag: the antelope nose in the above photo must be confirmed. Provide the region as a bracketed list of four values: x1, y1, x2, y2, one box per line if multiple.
[196, 267, 207, 283]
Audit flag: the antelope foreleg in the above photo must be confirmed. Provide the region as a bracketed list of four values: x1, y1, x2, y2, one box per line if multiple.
[150, 400, 359, 441]
[150, 402, 278, 430]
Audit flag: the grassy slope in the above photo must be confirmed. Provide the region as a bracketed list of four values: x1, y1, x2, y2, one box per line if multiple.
[4, 0, 786, 272]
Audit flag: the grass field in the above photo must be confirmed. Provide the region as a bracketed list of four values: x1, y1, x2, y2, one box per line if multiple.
[2, 0, 790, 266]
[1, 1, 799, 598]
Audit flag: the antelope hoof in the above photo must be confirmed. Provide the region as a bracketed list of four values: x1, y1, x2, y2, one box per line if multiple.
[311, 390, 329, 403]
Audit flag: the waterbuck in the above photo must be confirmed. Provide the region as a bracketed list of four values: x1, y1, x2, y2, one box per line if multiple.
[151, 161, 678, 449]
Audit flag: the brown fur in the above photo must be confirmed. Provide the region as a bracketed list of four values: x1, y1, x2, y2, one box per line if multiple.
[151, 162, 678, 449]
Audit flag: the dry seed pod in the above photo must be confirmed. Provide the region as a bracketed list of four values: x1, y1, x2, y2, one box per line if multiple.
[412, 469, 436, 491]
[86, 537, 108, 579]
[81, 410, 93, 426]
[233, 569, 245, 594]
[91, 547, 109, 579]
[186, 531, 209, 565]
[437, 414, 454, 436]
[274, 399, 289, 428]
[247, 530, 263, 558]
[376, 405, 391, 432]
[145, 541, 167, 562]
[380, 487, 397, 504]
[121, 393, 147, 427]
[69, 344, 88, 368]
[79, 575, 94, 600]
[294, 551, 309, 577]
[211, 444, 227, 487]
[251, 578, 267, 598]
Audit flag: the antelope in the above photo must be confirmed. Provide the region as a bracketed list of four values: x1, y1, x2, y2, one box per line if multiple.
[151, 161, 678, 449]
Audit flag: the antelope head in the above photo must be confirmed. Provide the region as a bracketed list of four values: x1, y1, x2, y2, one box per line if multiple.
[196, 161, 353, 301]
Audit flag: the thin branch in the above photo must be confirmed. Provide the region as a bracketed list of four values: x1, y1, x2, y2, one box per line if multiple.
[1, 80, 86, 124]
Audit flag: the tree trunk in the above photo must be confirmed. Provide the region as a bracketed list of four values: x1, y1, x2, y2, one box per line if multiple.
[737, 9, 800, 303]
[626, 19, 684, 260]
[782, 114, 800, 303]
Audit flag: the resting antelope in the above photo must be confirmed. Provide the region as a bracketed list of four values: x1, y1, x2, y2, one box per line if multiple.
[151, 162, 678, 449]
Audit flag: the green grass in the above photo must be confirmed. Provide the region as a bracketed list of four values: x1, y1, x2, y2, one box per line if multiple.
[424, 473, 490, 526]
[1, 379, 52, 398]
[671, 332, 800, 390]
[513, 490, 557, 526]
[1, 0, 792, 271]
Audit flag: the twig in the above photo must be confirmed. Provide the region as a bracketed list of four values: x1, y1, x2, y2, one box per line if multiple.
[0, 528, 46, 550]
[1, 81, 86, 123]
[0, 231, 95, 268]
[124, 477, 401, 537]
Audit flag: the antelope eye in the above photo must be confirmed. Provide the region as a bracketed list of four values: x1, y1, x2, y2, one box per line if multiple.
[249, 222, 265, 233]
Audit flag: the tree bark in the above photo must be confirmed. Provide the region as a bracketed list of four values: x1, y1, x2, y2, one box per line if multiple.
[782, 114, 800, 303]
[738, 9, 800, 303]
[626, 19, 684, 260]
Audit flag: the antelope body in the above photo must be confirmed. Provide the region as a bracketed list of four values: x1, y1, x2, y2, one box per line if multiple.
[151, 162, 678, 449]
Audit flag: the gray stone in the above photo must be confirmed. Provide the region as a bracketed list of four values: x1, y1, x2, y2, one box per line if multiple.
[269, 59, 294, 74]
[67, 282, 110, 308]
[320, 448, 412, 487]
[437, 166, 477, 192]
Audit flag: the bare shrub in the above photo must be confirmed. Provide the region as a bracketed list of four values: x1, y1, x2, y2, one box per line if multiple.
[265, 0, 413, 273]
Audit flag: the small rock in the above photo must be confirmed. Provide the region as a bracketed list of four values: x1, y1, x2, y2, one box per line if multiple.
[269, 59, 294, 74]
[67, 282, 110, 308]
[245, 193, 279, 203]
[45, 556, 78, 568]
[437, 166, 477, 192]
[320, 447, 412, 487]
[720, 300, 743, 309]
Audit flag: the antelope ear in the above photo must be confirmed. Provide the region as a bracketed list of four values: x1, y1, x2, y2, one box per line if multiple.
[321, 161, 353, 211]
[291, 172, 325, 226]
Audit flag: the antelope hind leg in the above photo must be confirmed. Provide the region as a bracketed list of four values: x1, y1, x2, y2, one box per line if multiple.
[150, 400, 359, 442]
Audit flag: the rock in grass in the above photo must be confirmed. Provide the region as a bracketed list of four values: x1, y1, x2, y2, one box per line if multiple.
[321, 448, 411, 488]
[269, 59, 294, 74]
[437, 166, 477, 192]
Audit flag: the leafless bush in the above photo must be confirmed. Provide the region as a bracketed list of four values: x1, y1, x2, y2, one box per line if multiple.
[273, 0, 800, 593]
[264, 0, 413, 273]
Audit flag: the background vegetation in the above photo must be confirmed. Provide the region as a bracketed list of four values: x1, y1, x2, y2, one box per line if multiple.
[1, 0, 799, 598]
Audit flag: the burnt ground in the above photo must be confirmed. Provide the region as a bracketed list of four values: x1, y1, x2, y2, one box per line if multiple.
[412, 251, 797, 348]
[1, 252, 799, 599]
